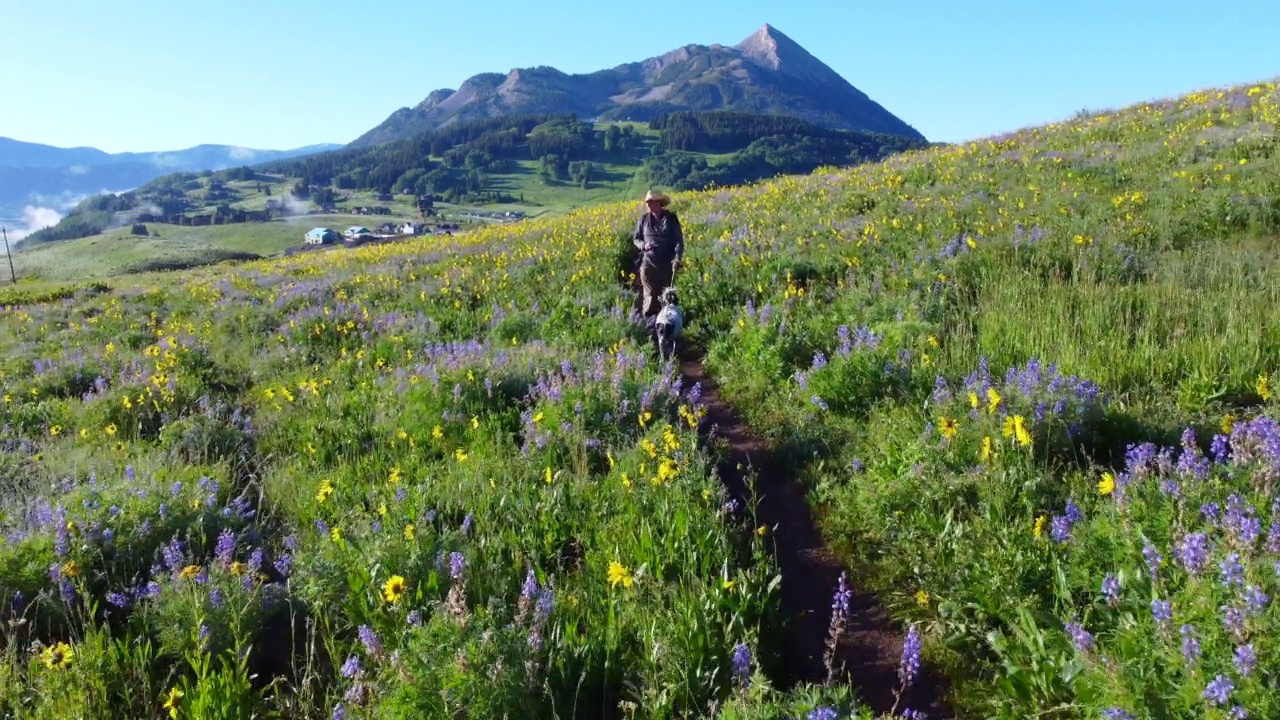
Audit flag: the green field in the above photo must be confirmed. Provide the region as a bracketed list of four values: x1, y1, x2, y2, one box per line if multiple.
[2, 78, 1280, 720]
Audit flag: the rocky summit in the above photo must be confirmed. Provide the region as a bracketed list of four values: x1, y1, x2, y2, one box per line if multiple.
[351, 24, 923, 147]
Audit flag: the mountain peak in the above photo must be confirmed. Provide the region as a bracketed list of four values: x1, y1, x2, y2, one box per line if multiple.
[350, 25, 924, 147]
[735, 23, 805, 70]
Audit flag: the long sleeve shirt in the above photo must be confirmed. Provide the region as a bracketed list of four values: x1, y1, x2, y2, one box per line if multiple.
[633, 210, 684, 267]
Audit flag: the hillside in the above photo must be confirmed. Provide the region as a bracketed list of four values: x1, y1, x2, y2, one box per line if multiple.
[0, 137, 341, 219]
[1, 77, 1279, 720]
[352, 24, 924, 147]
[17, 110, 929, 266]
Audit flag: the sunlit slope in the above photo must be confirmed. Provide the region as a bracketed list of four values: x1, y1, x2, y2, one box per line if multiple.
[1, 78, 1278, 720]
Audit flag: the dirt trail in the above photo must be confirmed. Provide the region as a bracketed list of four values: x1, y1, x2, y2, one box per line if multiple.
[675, 344, 953, 719]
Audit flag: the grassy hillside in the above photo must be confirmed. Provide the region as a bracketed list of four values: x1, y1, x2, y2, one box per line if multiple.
[0, 77, 1278, 720]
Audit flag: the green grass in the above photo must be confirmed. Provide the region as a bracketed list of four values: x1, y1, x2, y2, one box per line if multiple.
[12, 221, 334, 281]
[2, 77, 1280, 720]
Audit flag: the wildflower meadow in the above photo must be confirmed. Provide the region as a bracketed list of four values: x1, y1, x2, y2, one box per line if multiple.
[1, 78, 1279, 719]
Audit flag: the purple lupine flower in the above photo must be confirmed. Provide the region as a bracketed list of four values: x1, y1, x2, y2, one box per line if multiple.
[899, 624, 921, 687]
[460, 513, 473, 535]
[1210, 434, 1230, 463]
[106, 591, 130, 608]
[215, 530, 236, 567]
[811, 395, 829, 411]
[1204, 674, 1234, 706]
[831, 572, 852, 622]
[1234, 644, 1256, 676]
[273, 554, 292, 577]
[332, 704, 346, 720]
[534, 587, 553, 623]
[449, 551, 466, 580]
[358, 625, 383, 658]
[209, 588, 225, 608]
[1050, 515, 1072, 543]
[1230, 707, 1248, 720]
[1143, 543, 1164, 579]
[1152, 599, 1173, 627]
[1181, 624, 1200, 665]
[198, 624, 211, 649]
[1177, 533, 1210, 575]
[1202, 502, 1222, 524]
[1102, 574, 1120, 605]
[731, 641, 751, 687]
[162, 537, 185, 572]
[1222, 604, 1246, 639]
[1102, 710, 1135, 720]
[340, 655, 360, 678]
[1244, 585, 1270, 614]
[1064, 620, 1093, 652]
[1221, 553, 1245, 588]
[807, 708, 838, 720]
[407, 609, 422, 626]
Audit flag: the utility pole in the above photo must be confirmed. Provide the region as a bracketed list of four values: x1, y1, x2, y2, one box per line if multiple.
[1, 227, 14, 284]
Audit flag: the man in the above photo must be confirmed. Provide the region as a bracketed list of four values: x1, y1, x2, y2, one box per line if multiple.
[632, 189, 683, 340]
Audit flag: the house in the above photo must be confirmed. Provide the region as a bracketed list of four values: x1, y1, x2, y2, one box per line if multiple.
[344, 226, 372, 240]
[305, 227, 339, 245]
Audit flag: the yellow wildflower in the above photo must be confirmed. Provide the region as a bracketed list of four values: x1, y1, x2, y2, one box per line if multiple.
[915, 589, 930, 606]
[986, 387, 1002, 413]
[1098, 472, 1116, 496]
[42, 641, 73, 670]
[382, 575, 408, 604]
[607, 561, 633, 590]
[1033, 515, 1048, 538]
[162, 687, 184, 719]
[1258, 373, 1272, 402]
[939, 417, 959, 440]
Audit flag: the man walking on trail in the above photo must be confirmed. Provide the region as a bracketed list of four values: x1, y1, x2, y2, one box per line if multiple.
[632, 189, 683, 340]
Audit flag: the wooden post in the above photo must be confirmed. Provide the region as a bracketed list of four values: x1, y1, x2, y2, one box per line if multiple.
[1, 227, 15, 284]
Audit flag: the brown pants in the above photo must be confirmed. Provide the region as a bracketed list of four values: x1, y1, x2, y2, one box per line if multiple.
[639, 260, 673, 317]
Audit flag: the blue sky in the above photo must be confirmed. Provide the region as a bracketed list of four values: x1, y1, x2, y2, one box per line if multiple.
[1, 0, 1277, 153]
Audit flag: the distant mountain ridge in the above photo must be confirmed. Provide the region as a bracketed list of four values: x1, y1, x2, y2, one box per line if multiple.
[352, 24, 923, 147]
[0, 137, 343, 171]
[0, 138, 342, 217]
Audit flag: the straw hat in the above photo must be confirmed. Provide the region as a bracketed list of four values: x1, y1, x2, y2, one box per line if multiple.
[643, 190, 670, 207]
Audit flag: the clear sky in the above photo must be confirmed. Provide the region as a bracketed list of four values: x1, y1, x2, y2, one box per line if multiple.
[1, 0, 1277, 153]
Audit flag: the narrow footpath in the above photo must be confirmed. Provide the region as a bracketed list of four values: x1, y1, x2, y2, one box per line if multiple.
[675, 344, 954, 719]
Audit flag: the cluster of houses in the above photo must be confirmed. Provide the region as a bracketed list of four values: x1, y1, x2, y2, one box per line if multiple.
[303, 222, 441, 247]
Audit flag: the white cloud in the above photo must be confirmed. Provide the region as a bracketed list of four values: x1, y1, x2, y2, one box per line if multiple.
[4, 205, 65, 243]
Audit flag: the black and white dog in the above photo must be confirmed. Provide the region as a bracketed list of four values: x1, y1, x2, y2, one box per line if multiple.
[654, 286, 684, 360]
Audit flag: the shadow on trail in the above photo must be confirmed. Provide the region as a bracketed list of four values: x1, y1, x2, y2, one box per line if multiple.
[674, 340, 955, 719]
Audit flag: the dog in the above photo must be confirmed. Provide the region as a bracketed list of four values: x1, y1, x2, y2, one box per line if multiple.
[654, 286, 684, 361]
